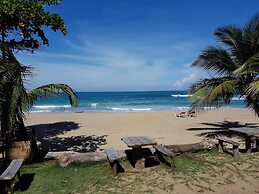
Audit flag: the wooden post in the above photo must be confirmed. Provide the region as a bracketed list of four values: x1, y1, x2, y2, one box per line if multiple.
[256, 138, 259, 151]
[218, 140, 224, 153]
[5, 181, 13, 194]
[170, 157, 176, 169]
[245, 136, 252, 154]
[112, 161, 118, 176]
[232, 145, 239, 158]
[154, 151, 159, 162]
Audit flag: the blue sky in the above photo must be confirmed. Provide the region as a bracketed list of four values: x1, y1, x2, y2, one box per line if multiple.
[17, 0, 259, 92]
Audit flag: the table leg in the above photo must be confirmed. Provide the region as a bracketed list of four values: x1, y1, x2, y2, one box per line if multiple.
[256, 138, 259, 151]
[132, 147, 145, 169]
[245, 136, 252, 154]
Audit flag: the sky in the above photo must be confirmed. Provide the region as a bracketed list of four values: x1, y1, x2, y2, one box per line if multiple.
[17, 0, 259, 92]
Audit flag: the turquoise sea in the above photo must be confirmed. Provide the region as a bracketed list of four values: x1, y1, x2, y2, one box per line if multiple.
[31, 91, 245, 113]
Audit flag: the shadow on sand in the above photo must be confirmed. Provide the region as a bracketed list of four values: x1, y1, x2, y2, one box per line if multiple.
[27, 121, 107, 153]
[186, 121, 259, 139]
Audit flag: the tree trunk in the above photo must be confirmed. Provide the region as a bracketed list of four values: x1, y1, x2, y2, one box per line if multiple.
[1, 100, 12, 163]
[165, 140, 216, 154]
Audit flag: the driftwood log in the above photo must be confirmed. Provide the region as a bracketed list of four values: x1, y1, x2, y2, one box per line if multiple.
[45, 151, 126, 167]
[45, 140, 215, 166]
[165, 140, 216, 154]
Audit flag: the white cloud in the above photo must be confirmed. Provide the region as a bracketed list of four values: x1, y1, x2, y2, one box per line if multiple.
[27, 61, 172, 91]
[172, 73, 197, 89]
[17, 37, 204, 91]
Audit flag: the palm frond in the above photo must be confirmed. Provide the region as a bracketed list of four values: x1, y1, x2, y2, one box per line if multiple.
[234, 52, 259, 74]
[245, 80, 259, 96]
[28, 83, 78, 108]
[189, 78, 236, 110]
[0, 50, 29, 136]
[243, 14, 259, 56]
[191, 46, 236, 76]
[214, 25, 245, 64]
[214, 25, 242, 50]
[188, 78, 211, 94]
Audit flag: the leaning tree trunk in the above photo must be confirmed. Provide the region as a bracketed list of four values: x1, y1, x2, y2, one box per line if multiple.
[1, 98, 13, 163]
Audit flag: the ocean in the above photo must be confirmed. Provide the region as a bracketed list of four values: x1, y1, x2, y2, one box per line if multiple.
[31, 91, 245, 113]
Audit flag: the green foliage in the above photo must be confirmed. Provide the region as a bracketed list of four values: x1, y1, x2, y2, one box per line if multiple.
[28, 84, 78, 107]
[0, 0, 66, 52]
[0, 0, 77, 145]
[189, 14, 259, 116]
[0, 49, 29, 139]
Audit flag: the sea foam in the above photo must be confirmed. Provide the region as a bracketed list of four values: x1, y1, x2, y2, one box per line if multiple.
[33, 105, 71, 109]
[106, 107, 152, 111]
[171, 94, 192, 97]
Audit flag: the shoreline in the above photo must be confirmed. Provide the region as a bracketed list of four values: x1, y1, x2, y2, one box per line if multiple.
[29, 106, 246, 114]
[25, 108, 259, 151]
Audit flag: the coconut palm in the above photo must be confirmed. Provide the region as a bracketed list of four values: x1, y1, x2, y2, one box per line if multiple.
[189, 14, 259, 116]
[0, 49, 78, 160]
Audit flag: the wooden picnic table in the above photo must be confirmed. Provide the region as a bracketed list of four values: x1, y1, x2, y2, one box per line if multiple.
[229, 127, 259, 153]
[121, 136, 157, 169]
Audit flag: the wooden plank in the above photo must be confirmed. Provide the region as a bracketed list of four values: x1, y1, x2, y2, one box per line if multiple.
[154, 144, 175, 157]
[253, 134, 259, 139]
[230, 127, 259, 136]
[105, 148, 119, 162]
[216, 137, 240, 146]
[121, 136, 157, 147]
[0, 159, 23, 180]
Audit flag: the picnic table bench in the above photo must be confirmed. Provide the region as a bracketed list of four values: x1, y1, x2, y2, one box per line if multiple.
[216, 137, 240, 157]
[153, 144, 175, 168]
[121, 136, 157, 169]
[105, 148, 124, 176]
[0, 158, 23, 193]
[230, 127, 259, 153]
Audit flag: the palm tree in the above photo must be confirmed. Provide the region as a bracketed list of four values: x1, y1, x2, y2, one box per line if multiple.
[189, 14, 259, 116]
[0, 49, 78, 160]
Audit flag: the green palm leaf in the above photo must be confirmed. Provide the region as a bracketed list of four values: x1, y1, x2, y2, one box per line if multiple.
[28, 84, 78, 108]
[234, 52, 259, 74]
[189, 14, 259, 116]
[245, 80, 259, 96]
[191, 46, 236, 76]
[190, 78, 236, 109]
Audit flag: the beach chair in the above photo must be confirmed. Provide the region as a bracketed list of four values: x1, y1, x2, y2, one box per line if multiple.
[187, 111, 197, 117]
[175, 111, 187, 118]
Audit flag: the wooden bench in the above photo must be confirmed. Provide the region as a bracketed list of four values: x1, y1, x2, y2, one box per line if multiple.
[153, 144, 176, 168]
[216, 137, 240, 157]
[105, 148, 122, 176]
[0, 159, 23, 193]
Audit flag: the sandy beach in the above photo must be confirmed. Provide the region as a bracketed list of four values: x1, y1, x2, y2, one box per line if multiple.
[23, 108, 259, 193]
[24, 108, 259, 151]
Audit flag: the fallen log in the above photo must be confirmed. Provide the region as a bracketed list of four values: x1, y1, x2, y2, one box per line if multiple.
[165, 140, 216, 154]
[45, 150, 126, 167]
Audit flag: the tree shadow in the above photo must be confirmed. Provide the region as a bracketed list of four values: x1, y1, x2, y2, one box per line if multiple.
[27, 121, 81, 138]
[186, 121, 259, 138]
[27, 122, 107, 153]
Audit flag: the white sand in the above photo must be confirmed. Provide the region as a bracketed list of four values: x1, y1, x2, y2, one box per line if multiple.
[24, 108, 259, 150]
